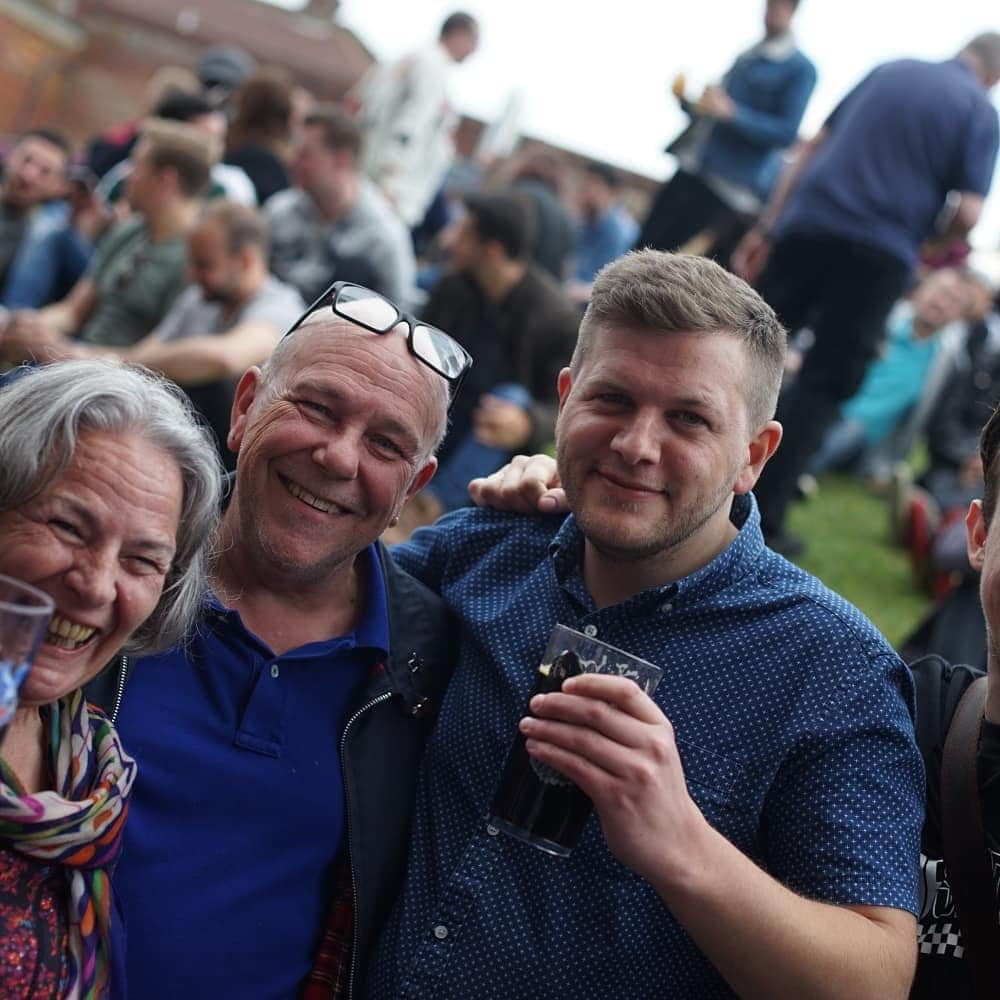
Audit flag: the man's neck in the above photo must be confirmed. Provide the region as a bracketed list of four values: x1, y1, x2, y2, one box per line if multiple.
[311, 175, 357, 223]
[211, 506, 366, 655]
[912, 316, 936, 340]
[987, 652, 1000, 724]
[221, 268, 266, 323]
[475, 258, 527, 302]
[582, 507, 739, 609]
[144, 198, 200, 242]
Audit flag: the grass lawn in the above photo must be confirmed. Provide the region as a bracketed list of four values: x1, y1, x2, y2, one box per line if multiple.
[784, 473, 931, 648]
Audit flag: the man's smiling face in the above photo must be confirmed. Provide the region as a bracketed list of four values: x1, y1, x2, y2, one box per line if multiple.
[226, 318, 440, 584]
[555, 324, 766, 579]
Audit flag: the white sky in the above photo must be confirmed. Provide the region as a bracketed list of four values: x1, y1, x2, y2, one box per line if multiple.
[335, 0, 1000, 252]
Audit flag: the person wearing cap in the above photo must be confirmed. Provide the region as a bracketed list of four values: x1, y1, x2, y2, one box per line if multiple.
[197, 43, 257, 109]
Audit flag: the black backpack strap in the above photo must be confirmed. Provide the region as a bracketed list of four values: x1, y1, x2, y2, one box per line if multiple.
[941, 675, 1000, 1000]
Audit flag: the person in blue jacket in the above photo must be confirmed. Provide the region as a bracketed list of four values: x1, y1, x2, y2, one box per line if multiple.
[634, 0, 815, 258]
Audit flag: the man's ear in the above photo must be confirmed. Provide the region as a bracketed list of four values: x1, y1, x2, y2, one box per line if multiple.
[556, 367, 573, 412]
[227, 367, 263, 453]
[967, 499, 988, 573]
[388, 458, 439, 527]
[733, 420, 783, 495]
[155, 164, 180, 197]
[405, 457, 438, 504]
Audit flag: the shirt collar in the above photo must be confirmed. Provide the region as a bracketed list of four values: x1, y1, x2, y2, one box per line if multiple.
[549, 493, 766, 609]
[203, 542, 390, 661]
[744, 30, 797, 61]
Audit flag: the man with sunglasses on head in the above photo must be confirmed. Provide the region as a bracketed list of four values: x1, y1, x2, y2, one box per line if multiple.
[87, 282, 469, 999]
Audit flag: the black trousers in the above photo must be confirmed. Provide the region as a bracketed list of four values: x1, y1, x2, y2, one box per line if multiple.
[635, 169, 739, 253]
[752, 233, 911, 536]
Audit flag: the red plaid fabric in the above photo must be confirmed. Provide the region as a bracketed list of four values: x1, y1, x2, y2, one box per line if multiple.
[303, 858, 354, 999]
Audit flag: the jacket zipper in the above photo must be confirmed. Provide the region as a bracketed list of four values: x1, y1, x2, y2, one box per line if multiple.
[339, 688, 394, 999]
[111, 656, 129, 724]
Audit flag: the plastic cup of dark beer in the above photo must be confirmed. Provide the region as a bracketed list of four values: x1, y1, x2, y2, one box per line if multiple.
[489, 624, 662, 857]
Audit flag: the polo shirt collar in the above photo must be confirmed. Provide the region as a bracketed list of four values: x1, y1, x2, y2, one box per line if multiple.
[549, 492, 765, 609]
[203, 542, 390, 662]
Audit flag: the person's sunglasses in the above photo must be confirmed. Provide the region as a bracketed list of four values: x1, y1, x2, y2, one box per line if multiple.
[282, 281, 472, 407]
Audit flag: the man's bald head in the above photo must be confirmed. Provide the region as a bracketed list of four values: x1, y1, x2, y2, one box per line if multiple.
[262, 315, 450, 461]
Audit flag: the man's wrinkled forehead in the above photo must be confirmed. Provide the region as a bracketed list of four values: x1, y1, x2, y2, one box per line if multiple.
[280, 315, 448, 439]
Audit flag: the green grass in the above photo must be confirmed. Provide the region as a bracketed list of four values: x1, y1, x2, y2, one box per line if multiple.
[785, 474, 931, 648]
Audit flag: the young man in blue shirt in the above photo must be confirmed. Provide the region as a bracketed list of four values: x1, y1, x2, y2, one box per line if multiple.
[635, 0, 816, 258]
[370, 251, 924, 999]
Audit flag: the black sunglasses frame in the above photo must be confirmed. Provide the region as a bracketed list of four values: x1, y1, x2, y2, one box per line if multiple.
[282, 281, 472, 408]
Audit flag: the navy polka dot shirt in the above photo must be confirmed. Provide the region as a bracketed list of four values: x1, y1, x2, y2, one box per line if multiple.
[370, 494, 924, 999]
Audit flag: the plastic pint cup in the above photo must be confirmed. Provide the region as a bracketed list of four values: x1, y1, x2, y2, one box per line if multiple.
[489, 624, 662, 857]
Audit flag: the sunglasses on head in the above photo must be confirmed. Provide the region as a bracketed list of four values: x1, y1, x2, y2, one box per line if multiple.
[282, 281, 473, 408]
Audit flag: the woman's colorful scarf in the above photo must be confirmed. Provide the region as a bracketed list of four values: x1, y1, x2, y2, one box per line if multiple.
[0, 689, 136, 999]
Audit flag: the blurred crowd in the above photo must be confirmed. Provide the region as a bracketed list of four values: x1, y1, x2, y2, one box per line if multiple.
[0, 4, 998, 629]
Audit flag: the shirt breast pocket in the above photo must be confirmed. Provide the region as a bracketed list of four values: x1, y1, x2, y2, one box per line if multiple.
[676, 737, 752, 821]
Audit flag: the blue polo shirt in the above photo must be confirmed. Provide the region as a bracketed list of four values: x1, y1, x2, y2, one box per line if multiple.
[370, 496, 924, 999]
[114, 545, 388, 999]
[776, 58, 999, 269]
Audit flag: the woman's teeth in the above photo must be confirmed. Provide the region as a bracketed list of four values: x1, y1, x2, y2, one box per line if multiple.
[45, 614, 96, 650]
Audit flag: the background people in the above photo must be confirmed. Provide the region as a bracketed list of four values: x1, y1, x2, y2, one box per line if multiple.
[636, 0, 816, 260]
[50, 200, 304, 468]
[266, 106, 416, 305]
[735, 32, 1000, 554]
[2, 118, 215, 358]
[391, 191, 578, 534]
[353, 10, 479, 228]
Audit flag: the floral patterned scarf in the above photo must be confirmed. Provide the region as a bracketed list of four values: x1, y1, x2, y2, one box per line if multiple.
[0, 689, 136, 999]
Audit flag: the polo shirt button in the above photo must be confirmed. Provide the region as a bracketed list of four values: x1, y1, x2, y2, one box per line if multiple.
[433, 924, 448, 940]
[583, 624, 598, 637]
[270, 664, 280, 678]
[486, 823, 500, 836]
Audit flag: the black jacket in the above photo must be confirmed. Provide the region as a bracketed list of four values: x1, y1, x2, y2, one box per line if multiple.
[420, 267, 579, 461]
[87, 541, 456, 998]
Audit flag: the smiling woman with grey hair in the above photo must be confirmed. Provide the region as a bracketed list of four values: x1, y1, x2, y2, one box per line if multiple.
[0, 359, 221, 998]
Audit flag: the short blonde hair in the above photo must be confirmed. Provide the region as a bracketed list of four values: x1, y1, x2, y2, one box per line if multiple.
[574, 250, 787, 428]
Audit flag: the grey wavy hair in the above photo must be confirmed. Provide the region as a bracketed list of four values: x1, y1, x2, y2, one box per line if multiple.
[0, 361, 222, 655]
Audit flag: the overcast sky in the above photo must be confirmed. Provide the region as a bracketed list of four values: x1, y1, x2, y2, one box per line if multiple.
[336, 0, 1000, 252]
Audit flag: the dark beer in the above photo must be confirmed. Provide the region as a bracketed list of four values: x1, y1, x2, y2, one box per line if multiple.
[489, 649, 594, 857]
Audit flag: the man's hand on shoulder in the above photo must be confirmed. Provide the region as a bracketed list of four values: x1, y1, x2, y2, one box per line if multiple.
[469, 453, 568, 515]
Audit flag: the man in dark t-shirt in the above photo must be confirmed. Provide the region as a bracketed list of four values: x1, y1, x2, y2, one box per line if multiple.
[733, 33, 1000, 554]
[911, 400, 1000, 997]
